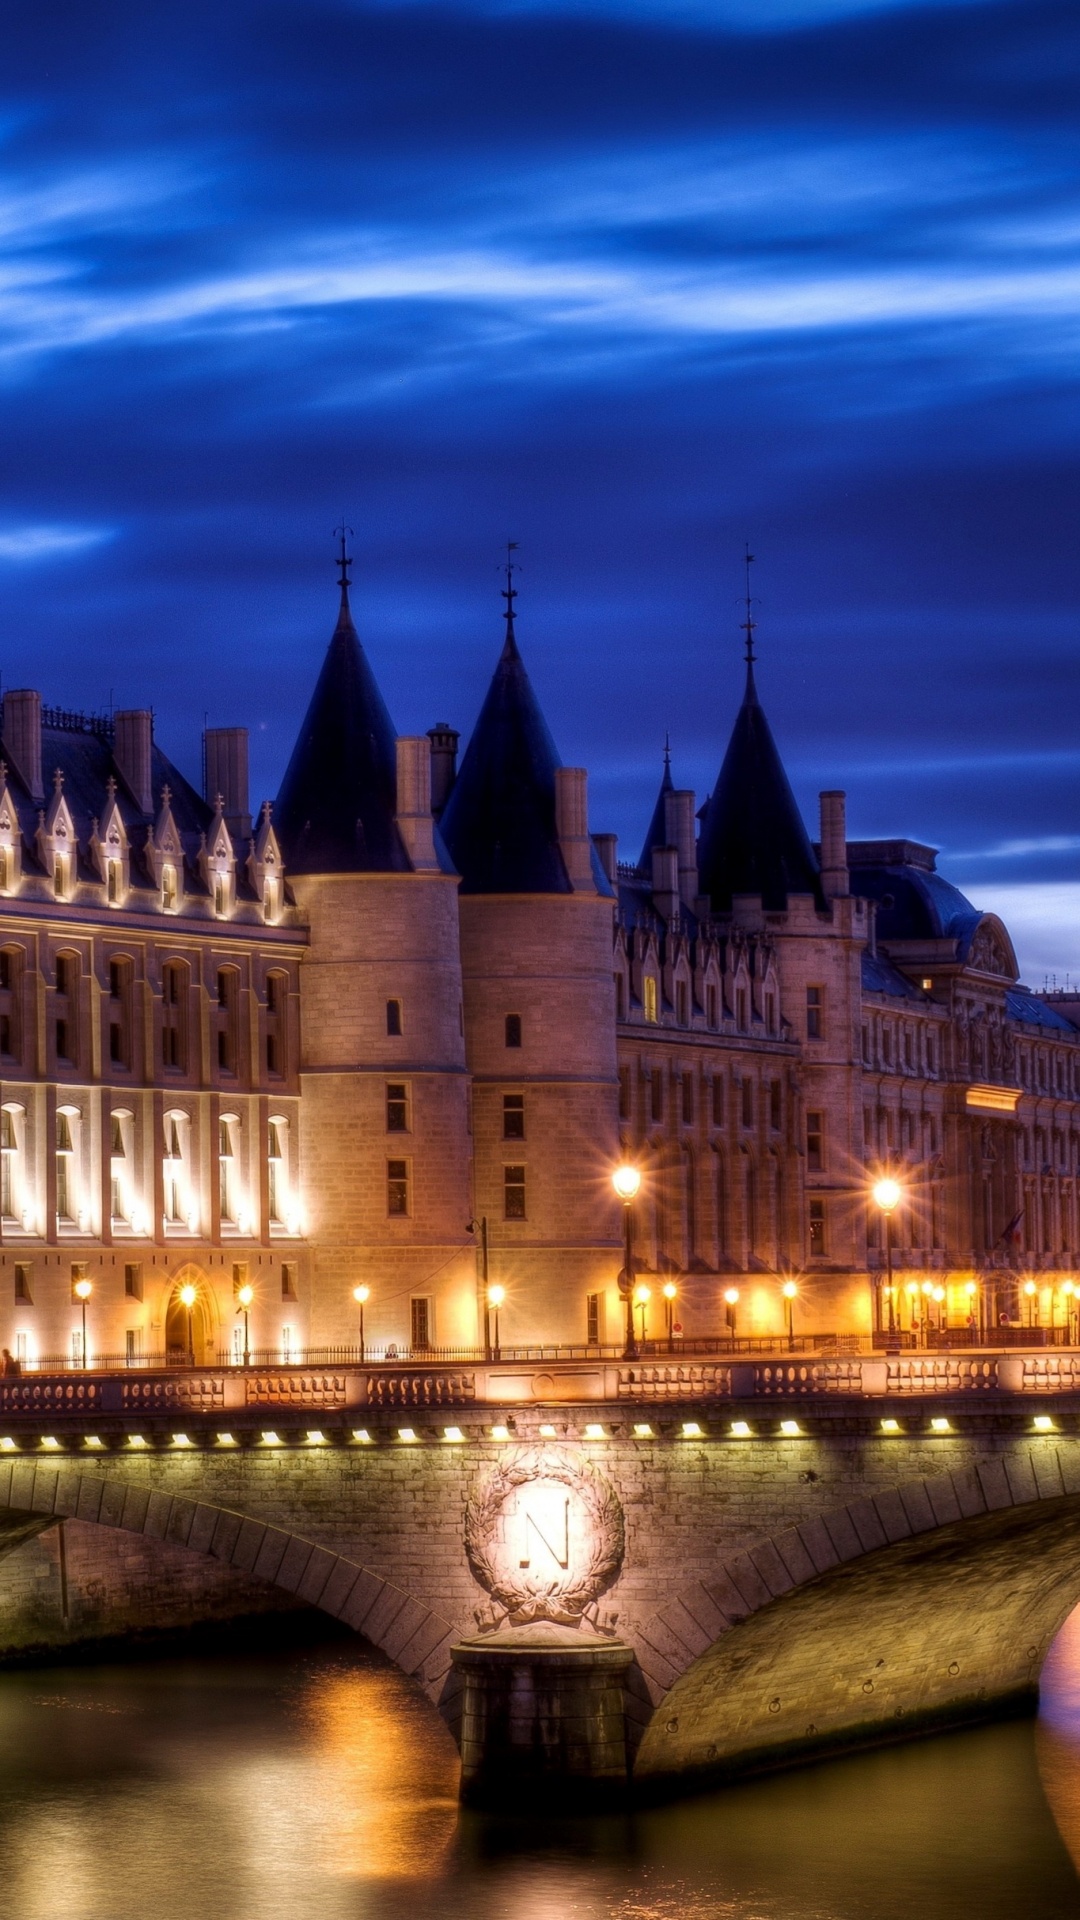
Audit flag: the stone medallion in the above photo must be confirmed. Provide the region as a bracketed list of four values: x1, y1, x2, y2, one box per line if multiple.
[464, 1445, 624, 1626]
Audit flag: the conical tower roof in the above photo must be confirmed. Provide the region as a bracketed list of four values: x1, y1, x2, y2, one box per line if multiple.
[697, 660, 823, 913]
[637, 740, 674, 871]
[439, 586, 571, 896]
[275, 571, 408, 875]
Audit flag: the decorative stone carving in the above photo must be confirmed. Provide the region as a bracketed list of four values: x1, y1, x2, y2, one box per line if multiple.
[465, 1446, 624, 1626]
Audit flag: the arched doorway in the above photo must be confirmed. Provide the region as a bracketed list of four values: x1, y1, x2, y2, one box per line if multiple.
[165, 1270, 215, 1366]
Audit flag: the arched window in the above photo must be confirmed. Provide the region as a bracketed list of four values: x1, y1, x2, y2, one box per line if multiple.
[268, 1115, 295, 1230]
[1, 1102, 25, 1225]
[0, 947, 21, 1063]
[56, 1104, 81, 1227]
[161, 961, 189, 1072]
[163, 1109, 195, 1231]
[218, 1113, 239, 1224]
[110, 1109, 134, 1225]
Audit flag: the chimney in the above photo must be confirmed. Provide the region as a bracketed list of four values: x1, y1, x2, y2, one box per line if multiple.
[554, 767, 595, 890]
[395, 737, 438, 869]
[819, 790, 849, 899]
[3, 689, 43, 802]
[427, 722, 459, 817]
[665, 789, 697, 908]
[651, 845, 679, 923]
[592, 832, 617, 885]
[114, 709, 154, 814]
[204, 727, 251, 840]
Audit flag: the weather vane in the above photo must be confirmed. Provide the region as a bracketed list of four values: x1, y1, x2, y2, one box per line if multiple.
[334, 520, 354, 590]
[740, 541, 757, 667]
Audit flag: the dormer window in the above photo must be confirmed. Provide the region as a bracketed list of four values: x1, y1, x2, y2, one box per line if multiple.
[642, 980, 658, 1026]
[161, 864, 177, 913]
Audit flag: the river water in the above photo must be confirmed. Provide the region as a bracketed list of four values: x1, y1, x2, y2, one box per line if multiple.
[4, 1614, 1080, 1920]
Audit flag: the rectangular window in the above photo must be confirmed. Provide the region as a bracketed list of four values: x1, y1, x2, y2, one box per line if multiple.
[650, 1071, 663, 1124]
[266, 1033, 280, 1075]
[806, 986, 823, 1040]
[618, 1066, 631, 1121]
[386, 1083, 409, 1132]
[281, 1325, 294, 1362]
[387, 1159, 409, 1216]
[503, 1093, 525, 1140]
[586, 1292, 602, 1345]
[505, 1012, 522, 1048]
[0, 1014, 10, 1057]
[809, 1198, 827, 1254]
[504, 1164, 526, 1219]
[124, 1263, 143, 1301]
[882, 1026, 893, 1067]
[741, 1079, 753, 1129]
[125, 1328, 142, 1364]
[712, 1077, 724, 1127]
[681, 1076, 694, 1126]
[862, 1024, 871, 1065]
[927, 1034, 936, 1075]
[410, 1296, 432, 1352]
[615, 974, 626, 1022]
[864, 1106, 874, 1150]
[386, 998, 403, 1037]
[643, 977, 658, 1025]
[281, 1262, 298, 1302]
[14, 1333, 26, 1365]
[903, 1029, 915, 1070]
[676, 981, 688, 1026]
[707, 985, 718, 1028]
[770, 1082, 782, 1132]
[806, 1111, 824, 1172]
[0, 953, 9, 991]
[55, 1019, 70, 1062]
[13, 1264, 31, 1305]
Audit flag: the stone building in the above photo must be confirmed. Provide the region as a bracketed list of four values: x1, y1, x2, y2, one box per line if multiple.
[0, 549, 1075, 1364]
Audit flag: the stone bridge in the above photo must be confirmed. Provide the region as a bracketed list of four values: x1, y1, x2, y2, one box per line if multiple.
[1, 1348, 1080, 1802]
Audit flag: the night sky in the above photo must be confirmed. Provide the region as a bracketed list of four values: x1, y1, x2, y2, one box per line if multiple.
[1, 0, 1078, 978]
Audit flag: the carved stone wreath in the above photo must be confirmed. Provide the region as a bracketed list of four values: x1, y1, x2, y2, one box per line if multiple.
[464, 1445, 625, 1626]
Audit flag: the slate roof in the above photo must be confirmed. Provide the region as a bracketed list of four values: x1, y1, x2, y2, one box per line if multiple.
[861, 950, 926, 1001]
[848, 860, 982, 956]
[0, 709, 219, 896]
[1006, 989, 1078, 1034]
[274, 583, 410, 875]
[440, 610, 612, 897]
[697, 662, 824, 913]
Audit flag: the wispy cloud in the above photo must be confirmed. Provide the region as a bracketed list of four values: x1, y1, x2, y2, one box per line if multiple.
[0, 524, 115, 562]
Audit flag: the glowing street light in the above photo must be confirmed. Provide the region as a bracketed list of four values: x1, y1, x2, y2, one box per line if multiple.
[782, 1278, 798, 1351]
[872, 1176, 902, 1337]
[612, 1164, 642, 1359]
[634, 1282, 651, 1347]
[487, 1284, 505, 1361]
[179, 1282, 197, 1366]
[723, 1285, 740, 1339]
[73, 1275, 92, 1370]
[662, 1279, 677, 1353]
[352, 1283, 370, 1364]
[236, 1281, 254, 1366]
[1024, 1277, 1038, 1329]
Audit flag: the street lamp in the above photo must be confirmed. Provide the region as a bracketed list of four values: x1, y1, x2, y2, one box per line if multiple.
[236, 1282, 254, 1366]
[662, 1279, 677, 1353]
[488, 1284, 505, 1361]
[1024, 1277, 1038, 1329]
[872, 1177, 902, 1337]
[782, 1278, 797, 1351]
[352, 1284, 370, 1364]
[634, 1283, 651, 1348]
[179, 1282, 197, 1366]
[612, 1164, 642, 1359]
[1064, 1278, 1076, 1345]
[724, 1286, 740, 1339]
[73, 1276, 92, 1370]
[964, 1278, 979, 1341]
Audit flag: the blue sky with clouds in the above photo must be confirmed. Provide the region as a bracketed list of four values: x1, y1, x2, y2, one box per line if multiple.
[1, 0, 1079, 977]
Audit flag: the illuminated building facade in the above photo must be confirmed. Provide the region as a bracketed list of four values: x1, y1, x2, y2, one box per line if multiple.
[0, 554, 1076, 1365]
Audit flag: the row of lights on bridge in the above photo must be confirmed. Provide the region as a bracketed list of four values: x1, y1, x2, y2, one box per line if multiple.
[0, 1414, 1061, 1452]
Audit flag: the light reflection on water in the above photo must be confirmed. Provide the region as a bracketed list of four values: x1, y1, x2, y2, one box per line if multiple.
[0, 1632, 1078, 1920]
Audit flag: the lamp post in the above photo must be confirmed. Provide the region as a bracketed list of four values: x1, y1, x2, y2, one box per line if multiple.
[964, 1278, 979, 1342]
[662, 1279, 677, 1352]
[782, 1278, 797, 1351]
[932, 1284, 946, 1340]
[872, 1177, 902, 1338]
[1064, 1278, 1076, 1346]
[236, 1282, 253, 1366]
[634, 1283, 651, 1348]
[73, 1276, 92, 1370]
[1024, 1278, 1038, 1329]
[612, 1164, 642, 1359]
[905, 1279, 919, 1336]
[488, 1284, 505, 1361]
[469, 1215, 491, 1359]
[179, 1282, 197, 1366]
[352, 1284, 370, 1364]
[724, 1286, 739, 1340]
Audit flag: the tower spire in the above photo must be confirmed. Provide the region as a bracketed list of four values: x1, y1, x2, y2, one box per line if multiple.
[334, 520, 354, 625]
[740, 542, 757, 672]
[502, 540, 519, 640]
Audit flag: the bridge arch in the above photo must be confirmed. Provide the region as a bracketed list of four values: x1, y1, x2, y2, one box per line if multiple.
[0, 1459, 458, 1708]
[633, 1446, 1080, 1792]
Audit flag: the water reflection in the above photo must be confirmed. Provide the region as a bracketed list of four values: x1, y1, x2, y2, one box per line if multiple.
[0, 1637, 1075, 1920]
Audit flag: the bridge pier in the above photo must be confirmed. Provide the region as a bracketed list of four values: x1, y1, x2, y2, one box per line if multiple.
[452, 1626, 634, 1807]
